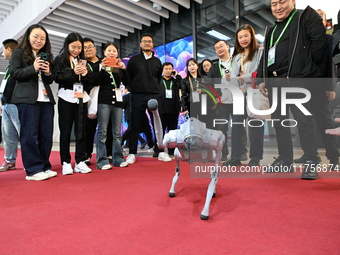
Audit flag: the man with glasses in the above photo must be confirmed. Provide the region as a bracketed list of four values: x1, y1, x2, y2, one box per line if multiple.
[125, 34, 171, 164]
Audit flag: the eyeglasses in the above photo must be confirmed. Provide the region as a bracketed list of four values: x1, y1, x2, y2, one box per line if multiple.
[141, 40, 153, 44]
[214, 44, 228, 51]
[84, 45, 94, 50]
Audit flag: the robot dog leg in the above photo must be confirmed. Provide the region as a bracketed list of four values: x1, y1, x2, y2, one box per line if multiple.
[169, 157, 180, 197]
[200, 135, 224, 220]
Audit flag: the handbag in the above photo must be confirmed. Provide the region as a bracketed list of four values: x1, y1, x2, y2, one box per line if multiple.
[246, 88, 271, 120]
[87, 86, 99, 119]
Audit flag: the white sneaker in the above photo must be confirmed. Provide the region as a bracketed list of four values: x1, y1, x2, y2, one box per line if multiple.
[75, 161, 92, 174]
[126, 154, 136, 165]
[101, 164, 112, 170]
[62, 162, 73, 175]
[120, 161, 128, 168]
[25, 171, 50, 181]
[45, 170, 57, 178]
[158, 152, 172, 162]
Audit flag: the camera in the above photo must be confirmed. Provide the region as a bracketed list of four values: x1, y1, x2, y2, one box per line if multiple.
[40, 52, 50, 61]
[224, 69, 230, 74]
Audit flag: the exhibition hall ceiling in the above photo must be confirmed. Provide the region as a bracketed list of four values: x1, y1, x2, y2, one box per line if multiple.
[0, 0, 272, 72]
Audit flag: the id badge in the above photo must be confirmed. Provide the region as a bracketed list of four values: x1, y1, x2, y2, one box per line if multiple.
[267, 45, 276, 67]
[166, 89, 172, 99]
[115, 88, 123, 102]
[0, 79, 8, 93]
[73, 83, 84, 98]
[192, 91, 200, 103]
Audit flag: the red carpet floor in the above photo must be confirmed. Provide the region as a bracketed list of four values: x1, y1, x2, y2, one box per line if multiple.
[0, 148, 340, 255]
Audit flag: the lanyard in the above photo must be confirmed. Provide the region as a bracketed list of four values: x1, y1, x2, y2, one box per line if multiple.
[218, 58, 232, 78]
[240, 53, 248, 75]
[87, 63, 93, 72]
[4, 66, 10, 79]
[270, 9, 297, 48]
[188, 76, 199, 92]
[108, 72, 117, 88]
[162, 79, 173, 90]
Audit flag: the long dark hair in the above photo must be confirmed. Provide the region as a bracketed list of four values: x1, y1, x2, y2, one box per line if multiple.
[103, 41, 119, 53]
[186, 58, 201, 78]
[232, 24, 258, 62]
[59, 32, 84, 67]
[200, 59, 213, 76]
[18, 24, 52, 65]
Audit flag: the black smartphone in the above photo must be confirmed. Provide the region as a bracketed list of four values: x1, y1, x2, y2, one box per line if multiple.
[40, 52, 50, 61]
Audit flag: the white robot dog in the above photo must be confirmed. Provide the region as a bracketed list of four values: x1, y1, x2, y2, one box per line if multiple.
[148, 99, 225, 220]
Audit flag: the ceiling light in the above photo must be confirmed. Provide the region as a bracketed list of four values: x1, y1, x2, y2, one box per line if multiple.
[127, 0, 140, 2]
[197, 53, 206, 58]
[152, 3, 162, 11]
[206, 30, 231, 41]
[46, 29, 67, 38]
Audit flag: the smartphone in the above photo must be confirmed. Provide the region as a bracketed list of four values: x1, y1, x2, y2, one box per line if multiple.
[107, 58, 119, 67]
[79, 59, 87, 67]
[40, 52, 50, 61]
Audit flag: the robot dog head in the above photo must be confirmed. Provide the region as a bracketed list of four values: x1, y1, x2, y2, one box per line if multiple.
[181, 118, 206, 151]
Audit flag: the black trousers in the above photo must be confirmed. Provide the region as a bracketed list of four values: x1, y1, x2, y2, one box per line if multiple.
[58, 98, 87, 164]
[122, 120, 154, 148]
[268, 85, 319, 163]
[310, 89, 339, 160]
[17, 102, 54, 176]
[129, 93, 161, 155]
[214, 103, 233, 156]
[161, 113, 178, 155]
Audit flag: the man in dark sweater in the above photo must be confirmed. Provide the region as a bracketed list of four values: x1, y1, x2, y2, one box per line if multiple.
[159, 62, 182, 155]
[0, 39, 20, 172]
[126, 34, 171, 164]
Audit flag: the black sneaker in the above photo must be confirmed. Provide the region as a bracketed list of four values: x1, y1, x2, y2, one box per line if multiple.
[301, 160, 319, 180]
[153, 152, 159, 158]
[248, 159, 260, 166]
[223, 158, 241, 166]
[264, 157, 293, 173]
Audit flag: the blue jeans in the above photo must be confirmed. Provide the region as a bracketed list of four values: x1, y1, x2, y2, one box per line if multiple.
[1, 104, 20, 163]
[96, 104, 124, 168]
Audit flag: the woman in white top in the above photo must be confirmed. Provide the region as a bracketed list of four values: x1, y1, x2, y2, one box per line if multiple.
[54, 33, 94, 175]
[224, 24, 264, 167]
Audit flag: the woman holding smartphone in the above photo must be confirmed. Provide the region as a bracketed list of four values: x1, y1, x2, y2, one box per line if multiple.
[10, 24, 56, 181]
[95, 42, 129, 169]
[54, 32, 93, 175]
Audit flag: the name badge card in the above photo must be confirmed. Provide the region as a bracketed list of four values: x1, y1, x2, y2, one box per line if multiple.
[268, 45, 276, 67]
[166, 89, 173, 99]
[115, 88, 123, 102]
[73, 83, 84, 98]
[192, 91, 200, 103]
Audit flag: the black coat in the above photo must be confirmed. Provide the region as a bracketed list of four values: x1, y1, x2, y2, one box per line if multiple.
[10, 49, 55, 105]
[257, 6, 328, 82]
